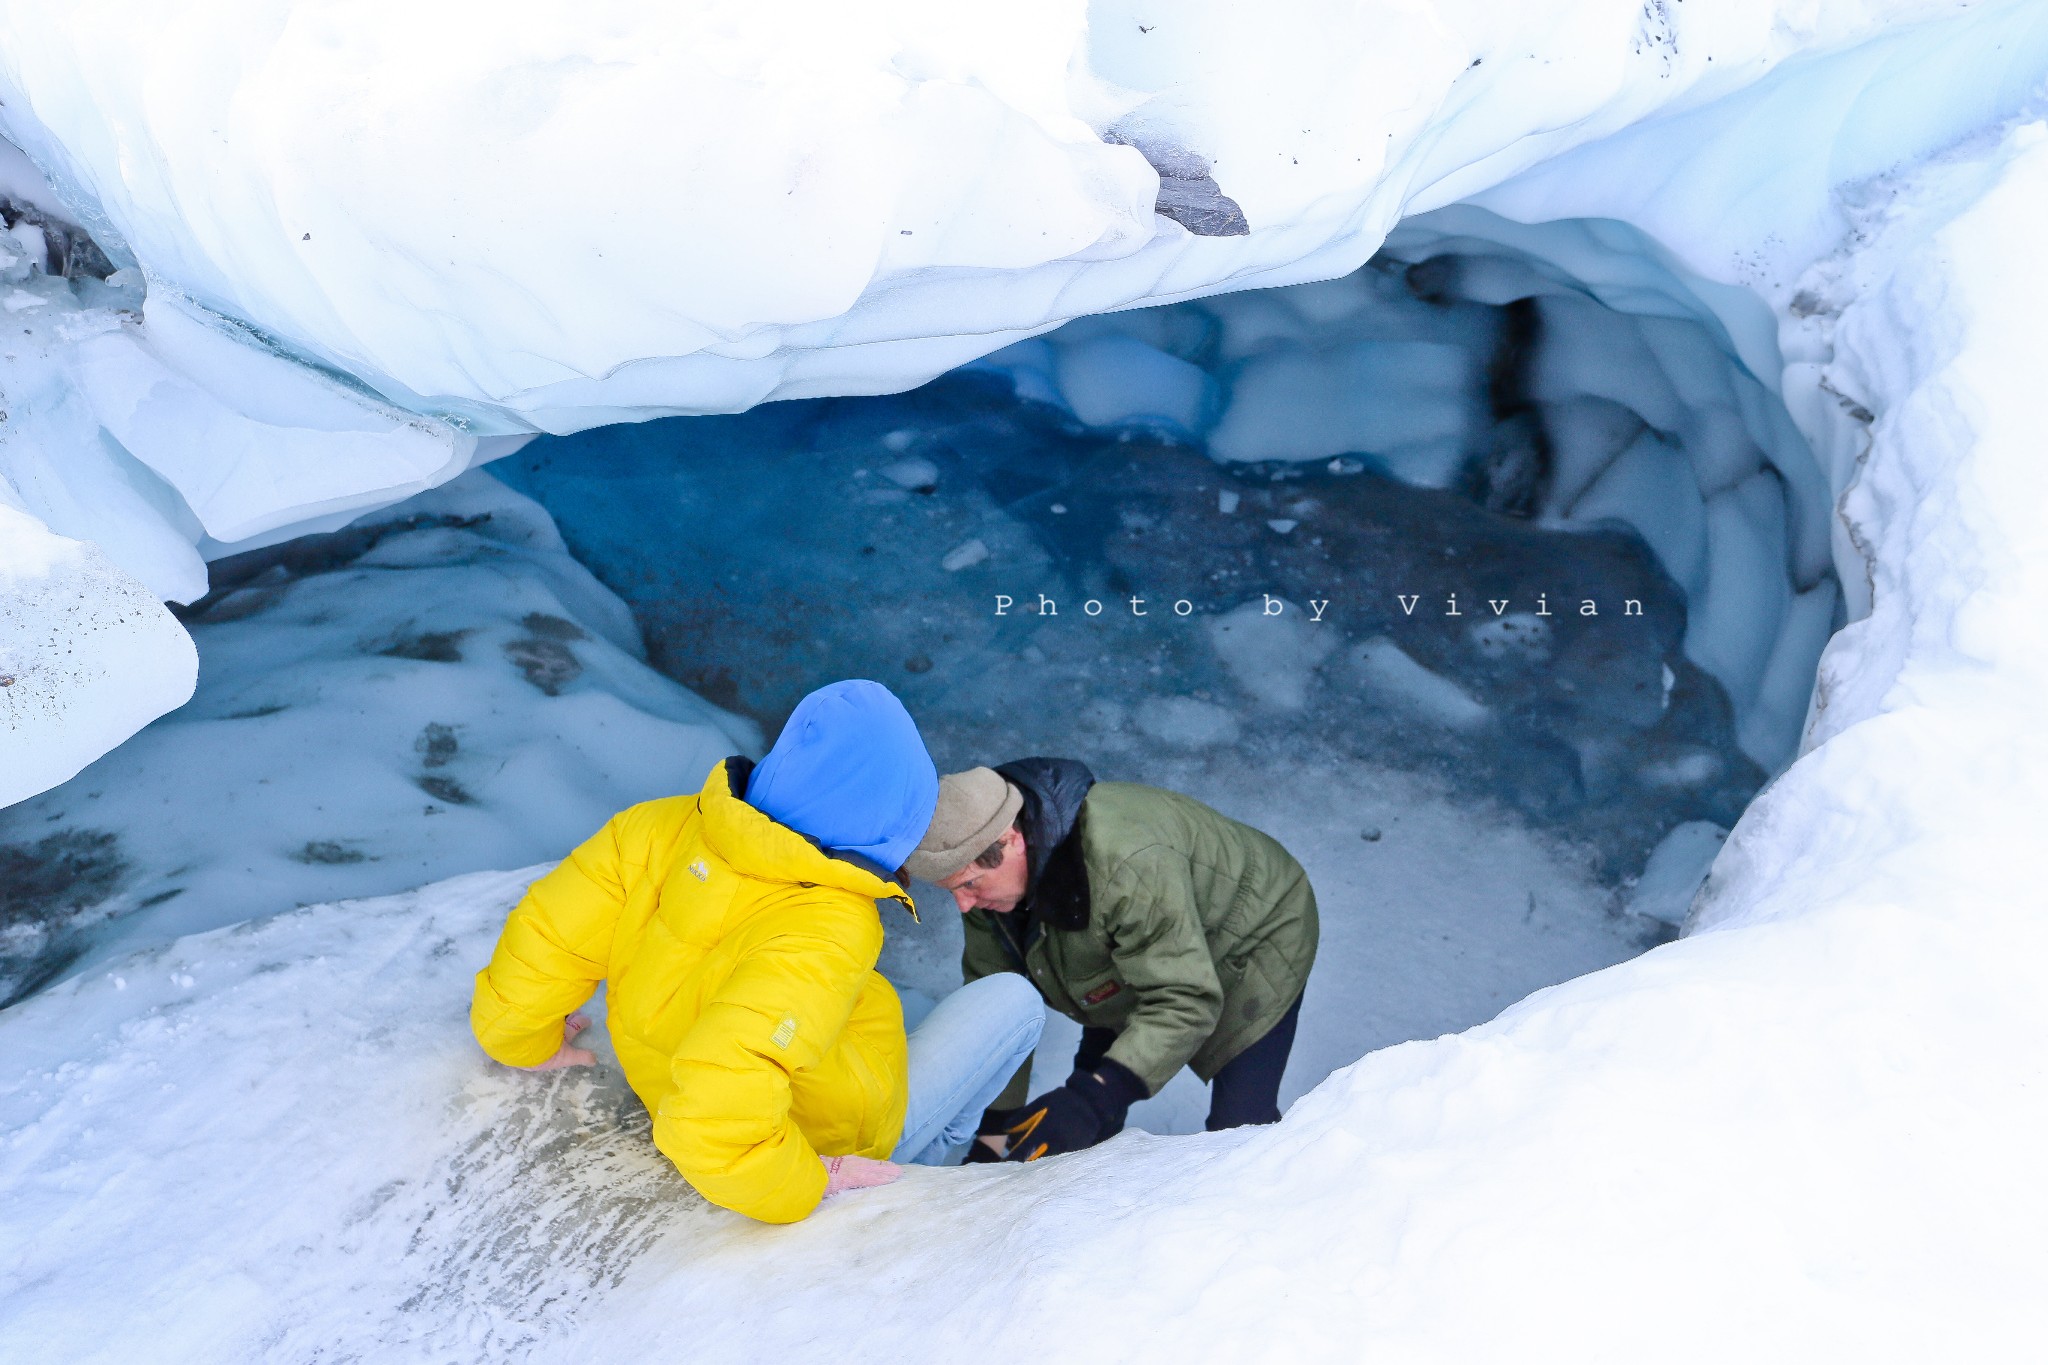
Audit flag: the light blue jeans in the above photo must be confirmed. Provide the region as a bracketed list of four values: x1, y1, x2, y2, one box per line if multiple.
[890, 973, 1046, 1166]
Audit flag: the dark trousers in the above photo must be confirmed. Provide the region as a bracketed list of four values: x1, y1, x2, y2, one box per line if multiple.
[1074, 990, 1304, 1132]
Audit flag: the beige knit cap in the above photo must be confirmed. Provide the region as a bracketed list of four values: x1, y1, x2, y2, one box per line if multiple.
[903, 767, 1023, 883]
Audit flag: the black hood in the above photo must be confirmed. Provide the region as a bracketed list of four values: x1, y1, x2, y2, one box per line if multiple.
[995, 757, 1096, 931]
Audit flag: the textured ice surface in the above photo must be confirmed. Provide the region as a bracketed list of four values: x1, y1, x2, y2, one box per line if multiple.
[0, 503, 195, 809]
[4, 1, 2048, 1357]
[498, 372, 1764, 870]
[4, 0, 2040, 798]
[0, 0, 1976, 431]
[0, 151, 478, 801]
[968, 212, 1839, 768]
[0, 472, 753, 1004]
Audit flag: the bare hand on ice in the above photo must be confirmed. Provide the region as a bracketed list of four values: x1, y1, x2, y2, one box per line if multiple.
[523, 1013, 596, 1071]
[820, 1154, 902, 1196]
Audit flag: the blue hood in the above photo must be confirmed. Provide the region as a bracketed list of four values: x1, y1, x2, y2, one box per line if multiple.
[744, 679, 938, 872]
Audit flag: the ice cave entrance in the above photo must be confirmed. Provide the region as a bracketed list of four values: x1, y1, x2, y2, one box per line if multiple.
[0, 208, 1840, 1135]
[482, 207, 1840, 1133]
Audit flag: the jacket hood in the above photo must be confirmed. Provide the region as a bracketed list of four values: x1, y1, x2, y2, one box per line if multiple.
[700, 757, 913, 909]
[994, 756, 1097, 931]
[744, 679, 939, 871]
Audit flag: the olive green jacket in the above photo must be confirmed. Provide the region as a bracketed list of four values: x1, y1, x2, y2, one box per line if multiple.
[962, 782, 1318, 1107]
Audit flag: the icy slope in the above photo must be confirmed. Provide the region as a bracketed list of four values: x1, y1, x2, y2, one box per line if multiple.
[0, 0, 1991, 431]
[0, 869, 691, 1361]
[5, 0, 2044, 803]
[5, 117, 2046, 1359]
[0, 471, 755, 1004]
[5, 105, 2045, 1352]
[579, 106, 2048, 1361]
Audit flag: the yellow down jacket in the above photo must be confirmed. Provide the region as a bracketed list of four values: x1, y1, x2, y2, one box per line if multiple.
[470, 757, 911, 1224]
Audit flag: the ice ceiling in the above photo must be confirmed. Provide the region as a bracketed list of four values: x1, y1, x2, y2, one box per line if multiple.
[3, 0, 2048, 1357]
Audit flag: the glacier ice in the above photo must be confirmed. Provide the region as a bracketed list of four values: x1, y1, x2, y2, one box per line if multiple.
[0, 501, 195, 809]
[1, 0, 2047, 1356]
[4, 0, 2041, 792]
[968, 205, 1840, 768]
[0, 471, 754, 1002]
[0, 150, 485, 801]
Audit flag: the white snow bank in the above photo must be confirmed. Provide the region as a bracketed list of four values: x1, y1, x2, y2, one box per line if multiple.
[0, 470, 755, 999]
[0, 149, 484, 806]
[10, 97, 2048, 1349]
[0, 868, 712, 1361]
[0, 760, 1665, 1357]
[7, 110, 2048, 1352]
[0, 149, 479, 598]
[584, 115, 2048, 1357]
[2, 6, 2048, 1352]
[5, 0, 2042, 803]
[0, 0, 2005, 441]
[0, 502, 195, 808]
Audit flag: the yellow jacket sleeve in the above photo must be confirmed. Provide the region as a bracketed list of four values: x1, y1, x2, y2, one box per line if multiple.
[471, 812, 637, 1067]
[653, 907, 876, 1224]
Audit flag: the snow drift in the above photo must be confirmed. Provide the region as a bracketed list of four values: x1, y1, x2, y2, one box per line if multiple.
[6, 0, 2044, 797]
[0, 472, 756, 1003]
[3, 0, 2048, 1358]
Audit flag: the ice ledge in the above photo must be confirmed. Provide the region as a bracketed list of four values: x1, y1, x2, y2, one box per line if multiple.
[0, 501, 195, 807]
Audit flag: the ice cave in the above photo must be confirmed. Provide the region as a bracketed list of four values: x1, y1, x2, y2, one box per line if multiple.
[2, 2, 2045, 1359]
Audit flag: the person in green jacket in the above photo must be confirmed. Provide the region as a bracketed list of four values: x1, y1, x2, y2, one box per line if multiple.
[902, 758, 1319, 1162]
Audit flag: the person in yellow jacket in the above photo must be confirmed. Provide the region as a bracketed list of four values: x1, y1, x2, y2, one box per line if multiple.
[470, 679, 1045, 1224]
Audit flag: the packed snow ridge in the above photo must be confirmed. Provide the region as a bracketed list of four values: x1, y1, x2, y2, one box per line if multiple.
[4, 0, 2048, 1358]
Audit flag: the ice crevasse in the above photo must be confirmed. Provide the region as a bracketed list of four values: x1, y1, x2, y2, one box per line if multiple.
[1, 0, 2047, 1357]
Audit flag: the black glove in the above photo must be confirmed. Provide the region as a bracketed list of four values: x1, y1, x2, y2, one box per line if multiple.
[978, 1104, 1024, 1136]
[1003, 1059, 1148, 1162]
[962, 1105, 1022, 1163]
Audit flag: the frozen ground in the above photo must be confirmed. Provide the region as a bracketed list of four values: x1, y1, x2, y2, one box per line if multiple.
[0, 836, 1667, 1361]
[497, 305, 1800, 1129]
[4, 1, 2048, 1359]
[0, 473, 753, 1005]
[7, 0, 2038, 792]
[1, 448, 1677, 1136]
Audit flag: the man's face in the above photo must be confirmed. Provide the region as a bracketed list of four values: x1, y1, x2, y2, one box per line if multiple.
[935, 826, 1030, 914]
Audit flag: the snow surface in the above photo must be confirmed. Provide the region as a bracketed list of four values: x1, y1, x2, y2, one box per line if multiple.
[0, 0, 1967, 431]
[0, 502, 195, 809]
[0, 472, 754, 1004]
[4, 0, 2041, 796]
[4, 0, 2048, 1357]
[0, 149, 481, 801]
[966, 205, 1839, 767]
